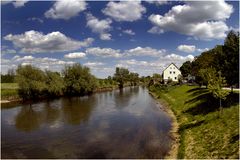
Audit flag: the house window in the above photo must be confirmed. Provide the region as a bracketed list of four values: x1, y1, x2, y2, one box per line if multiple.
[175, 77, 177, 80]
[173, 67, 175, 69]
[170, 71, 172, 74]
[170, 67, 172, 69]
[173, 71, 175, 74]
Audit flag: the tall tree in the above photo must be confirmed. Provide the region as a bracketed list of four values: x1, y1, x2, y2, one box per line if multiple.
[221, 31, 239, 90]
[113, 67, 130, 88]
[180, 61, 192, 78]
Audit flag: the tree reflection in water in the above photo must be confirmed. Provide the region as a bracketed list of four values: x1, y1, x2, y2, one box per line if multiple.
[61, 96, 96, 125]
[15, 105, 41, 132]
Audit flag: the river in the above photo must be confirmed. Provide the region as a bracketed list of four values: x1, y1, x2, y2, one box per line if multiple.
[1, 86, 172, 158]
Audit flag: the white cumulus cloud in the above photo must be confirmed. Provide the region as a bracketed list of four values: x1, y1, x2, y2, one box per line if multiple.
[4, 30, 94, 53]
[86, 13, 112, 40]
[102, 1, 146, 22]
[177, 45, 196, 53]
[64, 52, 86, 59]
[146, 0, 168, 6]
[45, 0, 87, 20]
[1, 0, 29, 8]
[123, 29, 135, 35]
[148, 0, 233, 40]
[86, 47, 122, 58]
[124, 46, 166, 57]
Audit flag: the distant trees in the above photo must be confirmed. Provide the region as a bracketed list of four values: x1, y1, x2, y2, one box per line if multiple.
[113, 67, 140, 88]
[129, 72, 139, 86]
[113, 67, 130, 88]
[63, 63, 97, 96]
[1, 69, 15, 83]
[15, 63, 97, 100]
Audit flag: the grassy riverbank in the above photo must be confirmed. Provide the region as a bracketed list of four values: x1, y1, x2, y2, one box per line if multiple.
[0, 83, 127, 102]
[149, 85, 239, 159]
[1, 83, 19, 101]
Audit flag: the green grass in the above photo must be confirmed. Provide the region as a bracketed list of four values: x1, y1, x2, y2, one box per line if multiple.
[1, 83, 19, 89]
[1, 83, 19, 99]
[149, 85, 239, 159]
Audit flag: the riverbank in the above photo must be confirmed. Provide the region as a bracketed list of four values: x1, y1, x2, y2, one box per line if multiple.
[149, 85, 239, 159]
[1, 83, 133, 104]
[149, 91, 179, 159]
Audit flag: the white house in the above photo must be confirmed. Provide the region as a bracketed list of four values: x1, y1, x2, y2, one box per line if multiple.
[163, 63, 181, 83]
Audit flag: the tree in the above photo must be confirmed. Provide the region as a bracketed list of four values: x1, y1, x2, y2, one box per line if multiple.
[113, 67, 130, 88]
[45, 70, 64, 97]
[207, 71, 230, 116]
[198, 67, 217, 87]
[220, 31, 239, 90]
[16, 65, 47, 100]
[129, 72, 139, 86]
[63, 63, 97, 95]
[180, 61, 192, 78]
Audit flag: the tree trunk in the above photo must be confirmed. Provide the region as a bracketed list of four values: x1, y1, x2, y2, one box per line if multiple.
[219, 98, 223, 117]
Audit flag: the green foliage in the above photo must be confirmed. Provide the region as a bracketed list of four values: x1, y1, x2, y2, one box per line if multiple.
[63, 63, 97, 95]
[16, 65, 47, 100]
[208, 71, 230, 100]
[198, 67, 217, 86]
[45, 71, 64, 97]
[180, 30, 239, 87]
[220, 31, 239, 87]
[113, 67, 130, 88]
[1, 69, 15, 83]
[129, 72, 139, 86]
[180, 61, 192, 77]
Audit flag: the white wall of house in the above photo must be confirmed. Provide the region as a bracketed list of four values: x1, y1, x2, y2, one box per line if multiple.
[163, 63, 181, 82]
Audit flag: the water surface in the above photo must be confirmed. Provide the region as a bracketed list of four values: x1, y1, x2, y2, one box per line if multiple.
[1, 86, 172, 158]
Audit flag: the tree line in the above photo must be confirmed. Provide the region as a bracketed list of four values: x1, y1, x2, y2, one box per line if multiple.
[3, 64, 141, 100]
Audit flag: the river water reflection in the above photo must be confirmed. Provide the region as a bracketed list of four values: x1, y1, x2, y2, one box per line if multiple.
[1, 86, 172, 158]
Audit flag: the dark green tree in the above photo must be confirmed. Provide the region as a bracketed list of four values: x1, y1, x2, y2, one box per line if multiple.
[180, 61, 192, 78]
[113, 67, 130, 88]
[221, 31, 239, 90]
[63, 63, 97, 95]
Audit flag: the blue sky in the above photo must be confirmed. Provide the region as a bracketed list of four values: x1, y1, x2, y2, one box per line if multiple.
[1, 0, 239, 78]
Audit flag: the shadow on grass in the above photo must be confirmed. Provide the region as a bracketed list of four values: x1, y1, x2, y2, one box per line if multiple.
[184, 87, 239, 116]
[179, 120, 205, 132]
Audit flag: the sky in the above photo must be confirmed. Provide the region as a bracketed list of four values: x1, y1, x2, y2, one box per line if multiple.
[1, 0, 239, 78]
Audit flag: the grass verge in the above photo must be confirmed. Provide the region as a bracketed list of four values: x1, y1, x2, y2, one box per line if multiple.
[1, 83, 19, 101]
[149, 84, 239, 159]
